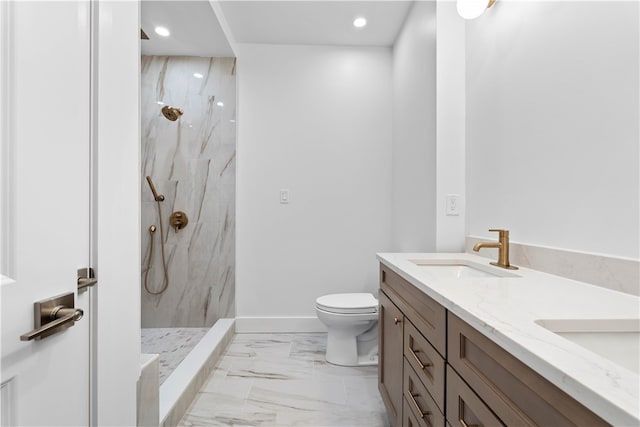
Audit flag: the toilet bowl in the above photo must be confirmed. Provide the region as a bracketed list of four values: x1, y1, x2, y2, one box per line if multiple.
[315, 293, 379, 367]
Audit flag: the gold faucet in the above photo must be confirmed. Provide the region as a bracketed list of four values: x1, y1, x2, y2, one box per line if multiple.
[473, 229, 518, 270]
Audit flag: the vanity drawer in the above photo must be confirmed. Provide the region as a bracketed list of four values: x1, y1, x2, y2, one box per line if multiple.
[447, 313, 610, 427]
[380, 265, 446, 356]
[403, 397, 444, 427]
[446, 365, 505, 427]
[404, 319, 445, 412]
[403, 398, 422, 427]
[403, 358, 445, 427]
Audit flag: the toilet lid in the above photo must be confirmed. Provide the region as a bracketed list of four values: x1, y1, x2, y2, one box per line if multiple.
[316, 293, 378, 314]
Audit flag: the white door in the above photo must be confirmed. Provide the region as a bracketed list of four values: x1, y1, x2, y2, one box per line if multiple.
[1, 1, 93, 425]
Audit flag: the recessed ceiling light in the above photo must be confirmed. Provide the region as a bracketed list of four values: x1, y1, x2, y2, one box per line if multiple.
[193, 73, 203, 79]
[217, 102, 224, 107]
[353, 17, 367, 28]
[154, 26, 170, 37]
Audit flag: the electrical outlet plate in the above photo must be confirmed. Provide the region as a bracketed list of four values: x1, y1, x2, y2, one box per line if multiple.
[446, 194, 460, 216]
[279, 189, 289, 204]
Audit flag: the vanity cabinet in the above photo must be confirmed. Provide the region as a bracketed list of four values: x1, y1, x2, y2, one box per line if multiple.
[379, 263, 611, 427]
[379, 265, 447, 427]
[447, 313, 609, 427]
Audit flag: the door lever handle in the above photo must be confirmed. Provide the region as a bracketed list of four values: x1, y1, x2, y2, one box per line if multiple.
[20, 307, 83, 341]
[77, 277, 98, 290]
[19, 292, 83, 341]
[77, 267, 97, 291]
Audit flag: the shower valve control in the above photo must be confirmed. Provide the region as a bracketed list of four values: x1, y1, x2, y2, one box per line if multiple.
[170, 211, 189, 232]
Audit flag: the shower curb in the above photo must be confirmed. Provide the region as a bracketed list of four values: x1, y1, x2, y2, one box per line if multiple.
[158, 319, 235, 426]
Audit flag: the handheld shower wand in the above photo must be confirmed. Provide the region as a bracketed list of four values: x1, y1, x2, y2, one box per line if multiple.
[144, 176, 169, 295]
[146, 176, 165, 201]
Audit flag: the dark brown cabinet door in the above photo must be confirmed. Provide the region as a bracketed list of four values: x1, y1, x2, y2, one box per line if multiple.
[379, 290, 405, 427]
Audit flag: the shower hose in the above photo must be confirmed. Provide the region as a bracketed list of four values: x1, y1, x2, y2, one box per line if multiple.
[144, 198, 169, 295]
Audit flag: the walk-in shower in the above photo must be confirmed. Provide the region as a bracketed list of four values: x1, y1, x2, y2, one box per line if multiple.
[139, 1, 237, 422]
[141, 56, 236, 328]
[140, 54, 236, 424]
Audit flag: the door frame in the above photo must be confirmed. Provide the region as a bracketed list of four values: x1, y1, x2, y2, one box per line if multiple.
[93, 1, 141, 425]
[1, 1, 143, 424]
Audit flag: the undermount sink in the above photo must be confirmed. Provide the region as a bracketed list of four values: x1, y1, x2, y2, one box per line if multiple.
[409, 259, 520, 279]
[535, 318, 640, 374]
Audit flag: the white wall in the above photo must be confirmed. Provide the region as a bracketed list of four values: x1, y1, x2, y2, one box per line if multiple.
[436, 1, 466, 252]
[235, 43, 392, 331]
[466, 1, 639, 259]
[391, 1, 438, 252]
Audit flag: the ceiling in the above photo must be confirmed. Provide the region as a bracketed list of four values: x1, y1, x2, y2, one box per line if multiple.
[219, 1, 412, 47]
[141, 1, 234, 57]
[141, 1, 413, 57]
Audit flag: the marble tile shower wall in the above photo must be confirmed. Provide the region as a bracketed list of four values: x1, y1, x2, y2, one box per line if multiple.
[141, 56, 236, 327]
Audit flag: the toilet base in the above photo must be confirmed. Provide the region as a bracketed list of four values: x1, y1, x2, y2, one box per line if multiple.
[356, 354, 378, 366]
[325, 329, 378, 367]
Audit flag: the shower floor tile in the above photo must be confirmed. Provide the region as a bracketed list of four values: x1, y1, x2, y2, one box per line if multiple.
[142, 327, 210, 385]
[179, 333, 389, 427]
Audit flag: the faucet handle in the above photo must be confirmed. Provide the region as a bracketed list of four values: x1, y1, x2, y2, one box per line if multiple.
[488, 229, 509, 237]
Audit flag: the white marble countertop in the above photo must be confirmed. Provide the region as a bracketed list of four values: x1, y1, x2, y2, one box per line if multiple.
[376, 252, 640, 427]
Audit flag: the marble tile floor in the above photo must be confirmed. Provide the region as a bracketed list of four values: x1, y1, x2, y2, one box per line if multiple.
[178, 333, 389, 426]
[142, 327, 210, 385]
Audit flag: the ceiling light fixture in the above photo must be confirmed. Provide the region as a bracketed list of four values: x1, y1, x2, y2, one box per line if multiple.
[353, 17, 367, 28]
[457, 0, 496, 19]
[154, 26, 170, 37]
[193, 73, 203, 79]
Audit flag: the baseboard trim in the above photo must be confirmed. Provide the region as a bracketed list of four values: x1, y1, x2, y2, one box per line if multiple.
[235, 317, 326, 333]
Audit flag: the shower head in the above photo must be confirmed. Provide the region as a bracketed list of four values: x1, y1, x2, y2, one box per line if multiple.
[161, 105, 183, 121]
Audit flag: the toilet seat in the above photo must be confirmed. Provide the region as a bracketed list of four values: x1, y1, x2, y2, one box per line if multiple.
[315, 293, 378, 315]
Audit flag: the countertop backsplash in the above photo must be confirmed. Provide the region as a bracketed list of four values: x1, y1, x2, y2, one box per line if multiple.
[466, 236, 639, 296]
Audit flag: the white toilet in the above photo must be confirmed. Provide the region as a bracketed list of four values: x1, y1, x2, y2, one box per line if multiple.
[315, 293, 379, 367]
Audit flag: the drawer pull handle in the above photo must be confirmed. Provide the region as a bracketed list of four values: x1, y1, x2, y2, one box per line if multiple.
[408, 391, 431, 419]
[459, 419, 479, 427]
[408, 346, 433, 370]
[394, 317, 401, 325]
